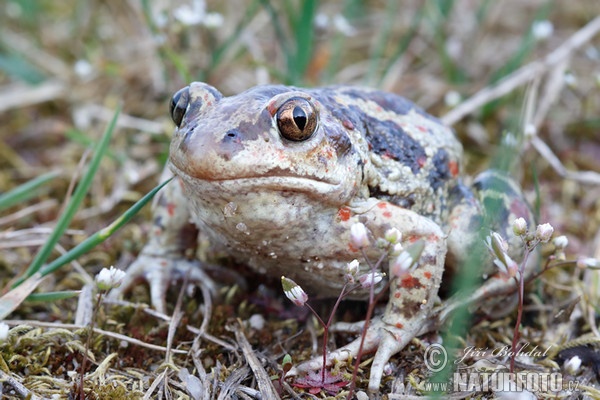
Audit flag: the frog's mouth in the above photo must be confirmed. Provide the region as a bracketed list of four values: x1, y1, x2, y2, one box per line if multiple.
[170, 163, 345, 196]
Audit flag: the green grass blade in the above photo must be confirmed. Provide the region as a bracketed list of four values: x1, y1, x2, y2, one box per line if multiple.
[37, 177, 172, 278]
[290, 0, 316, 84]
[0, 170, 60, 212]
[378, 4, 424, 87]
[207, 0, 261, 78]
[26, 291, 81, 302]
[365, 0, 399, 86]
[14, 106, 121, 287]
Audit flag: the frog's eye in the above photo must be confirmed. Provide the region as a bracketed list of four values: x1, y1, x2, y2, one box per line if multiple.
[276, 97, 318, 142]
[170, 87, 190, 127]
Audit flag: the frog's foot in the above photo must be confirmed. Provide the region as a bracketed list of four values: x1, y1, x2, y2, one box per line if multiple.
[291, 315, 426, 392]
[109, 254, 219, 314]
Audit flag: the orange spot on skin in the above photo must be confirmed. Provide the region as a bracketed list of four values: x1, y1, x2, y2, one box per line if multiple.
[166, 203, 176, 216]
[266, 101, 278, 116]
[338, 207, 351, 221]
[383, 211, 392, 218]
[406, 235, 419, 243]
[400, 275, 421, 289]
[448, 160, 459, 177]
[395, 322, 404, 329]
[424, 271, 432, 279]
[348, 243, 359, 253]
[342, 120, 354, 130]
[417, 125, 427, 132]
[417, 156, 427, 168]
[377, 202, 388, 209]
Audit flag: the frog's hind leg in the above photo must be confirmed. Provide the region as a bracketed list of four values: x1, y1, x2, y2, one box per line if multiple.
[440, 170, 536, 324]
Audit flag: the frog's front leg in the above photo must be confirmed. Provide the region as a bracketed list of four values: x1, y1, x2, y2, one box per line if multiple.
[295, 201, 446, 392]
[111, 168, 216, 313]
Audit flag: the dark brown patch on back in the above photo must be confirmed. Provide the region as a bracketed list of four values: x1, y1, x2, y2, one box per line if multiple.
[358, 110, 426, 173]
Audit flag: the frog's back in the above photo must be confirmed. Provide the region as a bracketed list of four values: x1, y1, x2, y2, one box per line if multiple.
[308, 86, 463, 221]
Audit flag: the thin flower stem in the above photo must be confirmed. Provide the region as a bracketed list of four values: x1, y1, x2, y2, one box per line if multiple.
[509, 247, 531, 373]
[347, 250, 387, 399]
[304, 283, 350, 385]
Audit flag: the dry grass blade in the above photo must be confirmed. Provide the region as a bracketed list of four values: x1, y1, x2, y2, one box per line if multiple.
[3, 319, 187, 354]
[0, 370, 45, 400]
[0, 81, 66, 113]
[442, 15, 600, 126]
[232, 321, 280, 399]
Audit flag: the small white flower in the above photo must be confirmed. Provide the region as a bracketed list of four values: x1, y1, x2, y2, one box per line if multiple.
[358, 271, 384, 288]
[173, 5, 204, 26]
[564, 355, 581, 375]
[532, 20, 554, 41]
[524, 123, 537, 138]
[553, 235, 568, 250]
[492, 254, 519, 278]
[346, 259, 360, 276]
[0, 322, 9, 341]
[281, 276, 308, 306]
[444, 91, 461, 107]
[486, 232, 518, 278]
[384, 228, 402, 244]
[390, 240, 424, 278]
[95, 266, 126, 290]
[203, 12, 224, 29]
[390, 243, 404, 257]
[314, 13, 329, 30]
[350, 222, 370, 249]
[391, 251, 414, 278]
[535, 223, 554, 243]
[332, 14, 356, 36]
[486, 232, 509, 255]
[502, 132, 518, 148]
[564, 72, 577, 88]
[512, 217, 528, 236]
[73, 60, 94, 80]
[577, 257, 600, 269]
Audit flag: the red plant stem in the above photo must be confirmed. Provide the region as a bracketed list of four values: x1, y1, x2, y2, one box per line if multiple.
[347, 250, 387, 399]
[305, 282, 350, 385]
[509, 247, 531, 373]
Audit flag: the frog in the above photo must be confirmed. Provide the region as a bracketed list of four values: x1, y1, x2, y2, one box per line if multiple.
[115, 82, 534, 392]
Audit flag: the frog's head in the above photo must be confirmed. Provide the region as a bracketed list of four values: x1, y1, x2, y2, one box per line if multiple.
[168, 82, 364, 205]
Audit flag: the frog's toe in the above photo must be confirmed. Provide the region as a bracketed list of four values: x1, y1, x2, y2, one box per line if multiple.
[109, 254, 219, 314]
[291, 317, 422, 391]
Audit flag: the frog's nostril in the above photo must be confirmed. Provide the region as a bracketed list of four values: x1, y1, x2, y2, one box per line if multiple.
[227, 131, 237, 138]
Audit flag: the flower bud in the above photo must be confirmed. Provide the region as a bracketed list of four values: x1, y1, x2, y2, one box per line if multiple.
[346, 259, 360, 276]
[577, 258, 599, 269]
[281, 276, 308, 306]
[535, 223, 554, 243]
[553, 235, 568, 250]
[96, 266, 126, 290]
[512, 217, 528, 236]
[358, 271, 384, 288]
[384, 228, 402, 244]
[390, 240, 424, 278]
[0, 323, 8, 341]
[485, 232, 518, 278]
[564, 355, 581, 375]
[350, 222, 370, 249]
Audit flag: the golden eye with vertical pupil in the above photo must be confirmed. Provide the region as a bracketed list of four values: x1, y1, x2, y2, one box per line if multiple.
[170, 87, 190, 127]
[276, 97, 318, 141]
